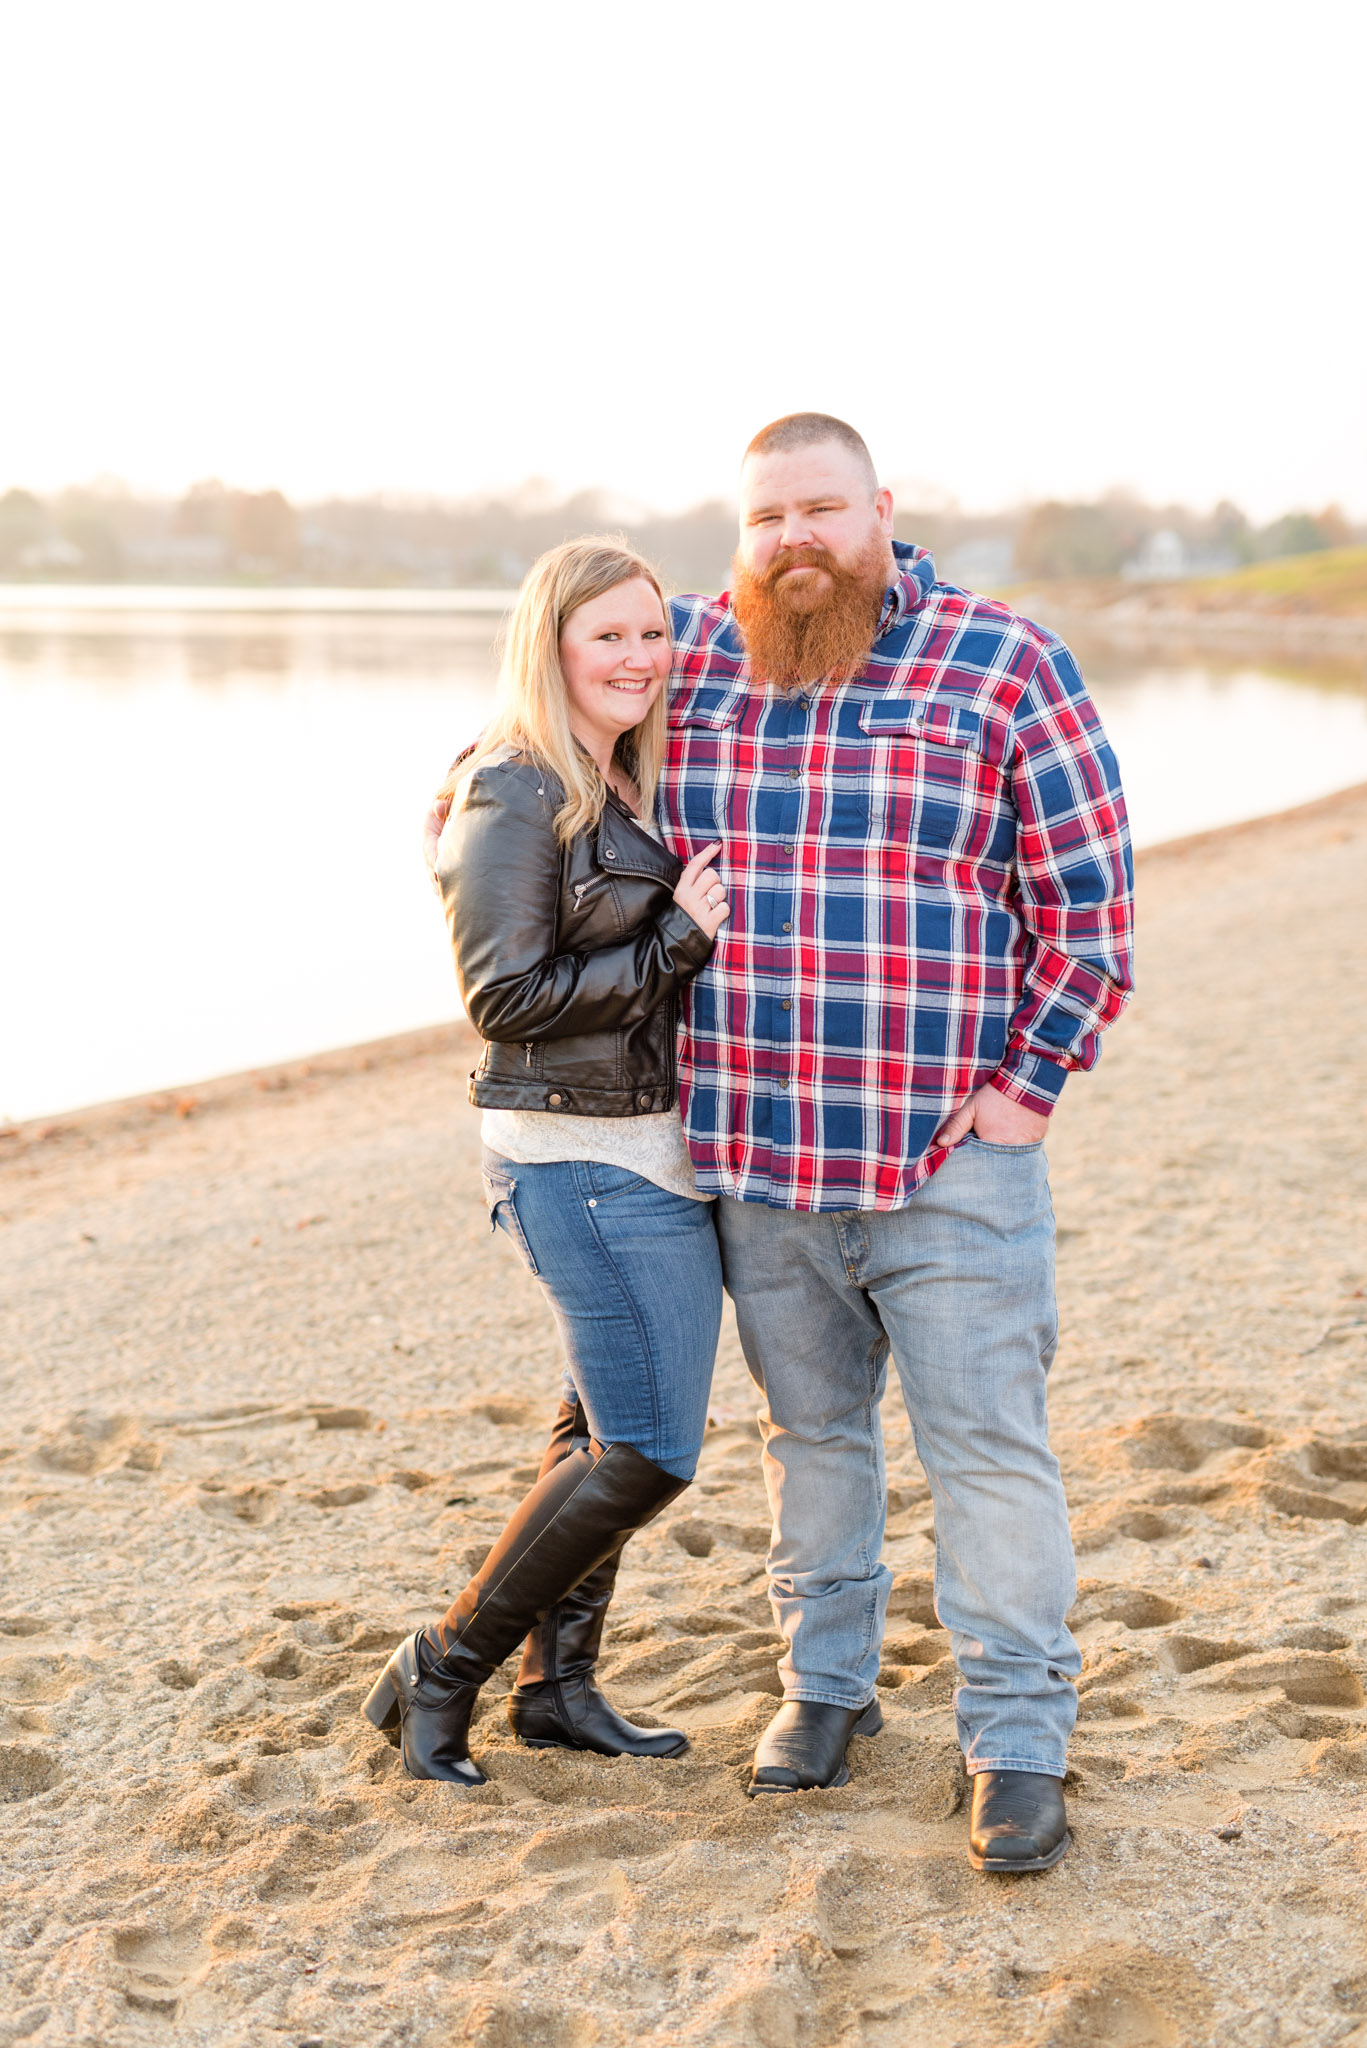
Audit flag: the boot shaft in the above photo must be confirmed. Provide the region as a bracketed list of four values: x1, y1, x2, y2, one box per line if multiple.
[516, 1393, 616, 1691]
[428, 1439, 686, 1679]
[516, 1548, 621, 1687]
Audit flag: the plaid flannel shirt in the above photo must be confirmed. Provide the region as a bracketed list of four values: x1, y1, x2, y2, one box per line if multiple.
[656, 542, 1134, 1212]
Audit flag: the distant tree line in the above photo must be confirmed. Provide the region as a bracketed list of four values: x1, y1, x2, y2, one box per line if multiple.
[1010, 494, 1355, 581]
[0, 478, 1360, 593]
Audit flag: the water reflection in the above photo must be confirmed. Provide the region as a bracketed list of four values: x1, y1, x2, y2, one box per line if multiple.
[3, 604, 1365, 1123]
[1086, 662, 1367, 848]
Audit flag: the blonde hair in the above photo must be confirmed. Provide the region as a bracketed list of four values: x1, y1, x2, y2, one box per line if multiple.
[442, 536, 671, 844]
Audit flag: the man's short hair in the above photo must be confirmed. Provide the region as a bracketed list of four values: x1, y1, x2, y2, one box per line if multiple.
[743, 412, 878, 492]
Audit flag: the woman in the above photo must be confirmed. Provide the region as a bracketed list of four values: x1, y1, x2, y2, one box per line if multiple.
[363, 538, 729, 1786]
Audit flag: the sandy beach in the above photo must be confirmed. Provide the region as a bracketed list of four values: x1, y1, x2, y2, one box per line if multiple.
[2, 782, 1365, 2048]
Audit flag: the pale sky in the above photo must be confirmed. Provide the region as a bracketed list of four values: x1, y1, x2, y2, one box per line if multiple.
[4, 0, 1365, 518]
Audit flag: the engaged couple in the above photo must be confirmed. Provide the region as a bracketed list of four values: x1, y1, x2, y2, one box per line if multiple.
[363, 413, 1134, 1874]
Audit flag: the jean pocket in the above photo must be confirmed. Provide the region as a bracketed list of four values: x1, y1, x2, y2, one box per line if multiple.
[962, 1133, 1044, 1155]
[583, 1160, 650, 1202]
[481, 1168, 540, 1275]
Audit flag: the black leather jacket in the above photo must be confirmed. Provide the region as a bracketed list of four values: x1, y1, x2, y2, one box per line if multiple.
[437, 750, 715, 1116]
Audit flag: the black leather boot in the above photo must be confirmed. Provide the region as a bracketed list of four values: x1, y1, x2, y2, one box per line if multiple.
[362, 1437, 687, 1783]
[361, 1629, 487, 1786]
[968, 1769, 1070, 1872]
[508, 1555, 689, 1757]
[747, 1698, 883, 1795]
[507, 1397, 688, 1759]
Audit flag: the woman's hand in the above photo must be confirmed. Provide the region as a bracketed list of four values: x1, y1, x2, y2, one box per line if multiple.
[423, 793, 453, 875]
[673, 841, 730, 939]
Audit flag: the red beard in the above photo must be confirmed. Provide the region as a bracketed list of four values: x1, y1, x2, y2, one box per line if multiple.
[730, 535, 891, 688]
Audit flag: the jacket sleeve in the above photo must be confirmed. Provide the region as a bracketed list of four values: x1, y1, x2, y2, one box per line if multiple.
[437, 761, 716, 1043]
[992, 640, 1135, 1116]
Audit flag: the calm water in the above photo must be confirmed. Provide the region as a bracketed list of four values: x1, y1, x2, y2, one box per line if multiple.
[4, 593, 1367, 1124]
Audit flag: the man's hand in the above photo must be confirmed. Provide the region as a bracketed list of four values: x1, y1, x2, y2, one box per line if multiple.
[935, 1083, 1049, 1150]
[423, 794, 453, 876]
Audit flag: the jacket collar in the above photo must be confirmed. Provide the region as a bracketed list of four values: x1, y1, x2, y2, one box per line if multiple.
[595, 788, 682, 883]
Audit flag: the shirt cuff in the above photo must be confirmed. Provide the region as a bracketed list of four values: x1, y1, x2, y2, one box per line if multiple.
[989, 1044, 1072, 1118]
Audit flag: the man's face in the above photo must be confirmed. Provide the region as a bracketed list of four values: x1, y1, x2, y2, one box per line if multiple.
[737, 442, 895, 594]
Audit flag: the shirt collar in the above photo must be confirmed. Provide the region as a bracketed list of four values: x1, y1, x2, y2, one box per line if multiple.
[879, 541, 937, 636]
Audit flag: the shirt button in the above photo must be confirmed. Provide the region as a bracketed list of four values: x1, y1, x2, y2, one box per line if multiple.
[548, 1093, 563, 1106]
[782, 921, 792, 933]
[777, 1078, 789, 1091]
[788, 767, 800, 782]
[782, 843, 795, 856]
[781, 999, 792, 1011]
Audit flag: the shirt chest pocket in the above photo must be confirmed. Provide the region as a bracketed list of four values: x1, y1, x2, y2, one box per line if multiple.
[665, 688, 746, 839]
[850, 697, 999, 852]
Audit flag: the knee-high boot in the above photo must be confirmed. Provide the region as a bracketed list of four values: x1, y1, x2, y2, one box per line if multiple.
[507, 1397, 689, 1758]
[362, 1437, 687, 1782]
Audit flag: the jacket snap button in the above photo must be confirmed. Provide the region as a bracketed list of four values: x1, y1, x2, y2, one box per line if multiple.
[548, 1093, 563, 1106]
[639, 1093, 651, 1107]
[605, 849, 617, 860]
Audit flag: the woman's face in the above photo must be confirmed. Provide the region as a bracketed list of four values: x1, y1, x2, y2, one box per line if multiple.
[559, 577, 670, 758]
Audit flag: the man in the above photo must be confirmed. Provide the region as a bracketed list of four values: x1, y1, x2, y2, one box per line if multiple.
[430, 414, 1133, 1872]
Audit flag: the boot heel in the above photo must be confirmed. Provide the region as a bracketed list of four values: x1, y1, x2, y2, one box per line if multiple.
[854, 1699, 883, 1738]
[362, 1665, 401, 1743]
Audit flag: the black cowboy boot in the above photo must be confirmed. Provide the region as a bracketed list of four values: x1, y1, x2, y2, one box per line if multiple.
[968, 1770, 1070, 1872]
[507, 1396, 688, 1758]
[362, 1437, 688, 1783]
[747, 1699, 884, 1795]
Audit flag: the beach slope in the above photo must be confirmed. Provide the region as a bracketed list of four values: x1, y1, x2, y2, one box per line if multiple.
[1, 785, 1365, 2046]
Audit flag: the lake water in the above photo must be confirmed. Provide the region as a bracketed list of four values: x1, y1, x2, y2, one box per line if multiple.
[4, 592, 1367, 1125]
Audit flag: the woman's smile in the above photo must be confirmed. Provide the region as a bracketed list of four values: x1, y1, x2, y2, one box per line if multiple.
[559, 576, 672, 761]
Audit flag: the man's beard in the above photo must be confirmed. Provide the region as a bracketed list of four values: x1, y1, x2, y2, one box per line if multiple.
[730, 534, 891, 689]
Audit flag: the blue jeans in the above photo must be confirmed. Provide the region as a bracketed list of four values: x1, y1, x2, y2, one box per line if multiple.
[481, 1149, 722, 1481]
[716, 1135, 1080, 1777]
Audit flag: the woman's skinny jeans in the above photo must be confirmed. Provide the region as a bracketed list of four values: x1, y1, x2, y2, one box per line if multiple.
[481, 1148, 722, 1480]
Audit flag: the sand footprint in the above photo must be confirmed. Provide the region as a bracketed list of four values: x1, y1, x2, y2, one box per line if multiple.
[459, 2000, 598, 2048]
[1070, 1582, 1184, 1629]
[306, 1482, 374, 1508]
[1195, 1648, 1364, 1707]
[668, 1514, 769, 1558]
[1113, 1413, 1273, 1473]
[197, 1480, 279, 1525]
[1072, 1504, 1185, 1551]
[0, 1743, 61, 1801]
[110, 1925, 211, 2019]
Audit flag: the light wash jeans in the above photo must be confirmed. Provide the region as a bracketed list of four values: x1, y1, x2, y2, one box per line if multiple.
[716, 1134, 1080, 1777]
[481, 1149, 722, 1481]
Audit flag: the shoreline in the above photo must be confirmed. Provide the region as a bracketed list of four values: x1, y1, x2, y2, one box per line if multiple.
[10, 777, 1366, 1153]
[1018, 600, 1367, 656]
[4, 579, 1366, 654]
[0, 582, 516, 616]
